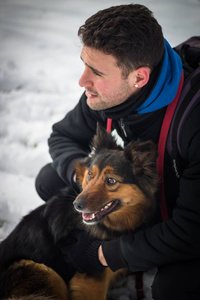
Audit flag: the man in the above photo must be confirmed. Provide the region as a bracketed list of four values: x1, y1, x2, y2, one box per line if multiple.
[35, 4, 200, 299]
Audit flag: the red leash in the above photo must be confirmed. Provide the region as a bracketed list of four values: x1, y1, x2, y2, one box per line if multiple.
[157, 71, 184, 221]
[135, 271, 145, 299]
[107, 118, 112, 133]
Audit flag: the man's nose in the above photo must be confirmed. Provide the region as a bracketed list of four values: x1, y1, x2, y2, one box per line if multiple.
[79, 69, 93, 88]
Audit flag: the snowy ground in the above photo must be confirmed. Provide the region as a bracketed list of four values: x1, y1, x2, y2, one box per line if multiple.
[0, 0, 199, 299]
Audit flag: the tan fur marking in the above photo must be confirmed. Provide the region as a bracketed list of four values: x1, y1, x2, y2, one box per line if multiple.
[75, 160, 88, 187]
[10, 260, 68, 300]
[69, 268, 125, 300]
[104, 184, 152, 231]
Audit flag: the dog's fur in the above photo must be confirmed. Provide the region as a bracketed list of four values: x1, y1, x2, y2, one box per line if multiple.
[0, 125, 159, 300]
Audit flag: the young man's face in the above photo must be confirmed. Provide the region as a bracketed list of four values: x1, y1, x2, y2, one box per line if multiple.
[79, 46, 138, 111]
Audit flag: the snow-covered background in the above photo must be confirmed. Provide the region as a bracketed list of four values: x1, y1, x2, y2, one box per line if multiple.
[0, 0, 199, 299]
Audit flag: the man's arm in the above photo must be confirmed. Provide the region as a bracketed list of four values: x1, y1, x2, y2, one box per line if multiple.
[48, 92, 106, 184]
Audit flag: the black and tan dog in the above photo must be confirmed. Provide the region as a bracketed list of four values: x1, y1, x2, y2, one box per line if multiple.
[0, 125, 159, 300]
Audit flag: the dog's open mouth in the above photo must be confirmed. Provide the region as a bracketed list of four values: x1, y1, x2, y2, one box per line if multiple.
[82, 200, 120, 223]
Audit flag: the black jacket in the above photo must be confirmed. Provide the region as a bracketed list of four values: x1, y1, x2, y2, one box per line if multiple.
[48, 81, 200, 272]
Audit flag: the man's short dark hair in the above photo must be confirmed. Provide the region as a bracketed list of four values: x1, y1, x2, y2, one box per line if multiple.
[78, 4, 165, 77]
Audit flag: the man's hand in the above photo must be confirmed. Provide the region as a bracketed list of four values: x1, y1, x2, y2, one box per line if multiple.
[98, 245, 108, 266]
[61, 230, 105, 274]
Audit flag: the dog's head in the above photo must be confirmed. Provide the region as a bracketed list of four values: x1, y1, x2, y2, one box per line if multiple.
[73, 124, 159, 234]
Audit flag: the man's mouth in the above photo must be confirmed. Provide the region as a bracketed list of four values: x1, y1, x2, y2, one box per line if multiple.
[82, 200, 120, 224]
[85, 90, 98, 99]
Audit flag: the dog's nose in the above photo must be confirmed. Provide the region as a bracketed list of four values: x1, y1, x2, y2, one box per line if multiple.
[73, 198, 87, 211]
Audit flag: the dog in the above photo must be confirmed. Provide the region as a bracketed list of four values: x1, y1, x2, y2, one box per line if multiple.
[0, 124, 159, 300]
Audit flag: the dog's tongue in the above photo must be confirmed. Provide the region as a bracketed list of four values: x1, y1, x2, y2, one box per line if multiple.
[82, 212, 96, 221]
[82, 208, 106, 221]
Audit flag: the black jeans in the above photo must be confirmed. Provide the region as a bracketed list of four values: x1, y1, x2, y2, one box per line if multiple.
[152, 259, 200, 300]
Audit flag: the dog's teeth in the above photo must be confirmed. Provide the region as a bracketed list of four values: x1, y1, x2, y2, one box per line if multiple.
[101, 202, 112, 211]
[105, 202, 112, 209]
[88, 214, 95, 220]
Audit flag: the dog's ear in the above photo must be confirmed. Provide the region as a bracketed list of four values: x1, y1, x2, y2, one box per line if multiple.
[90, 123, 122, 156]
[124, 140, 157, 177]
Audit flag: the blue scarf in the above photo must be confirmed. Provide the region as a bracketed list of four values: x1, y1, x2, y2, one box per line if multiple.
[136, 39, 183, 114]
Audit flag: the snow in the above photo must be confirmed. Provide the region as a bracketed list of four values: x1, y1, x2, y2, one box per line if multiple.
[0, 0, 199, 299]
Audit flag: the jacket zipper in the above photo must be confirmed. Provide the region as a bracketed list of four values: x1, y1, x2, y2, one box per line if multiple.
[120, 118, 127, 137]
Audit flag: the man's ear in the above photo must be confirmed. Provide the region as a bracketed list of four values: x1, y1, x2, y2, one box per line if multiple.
[135, 67, 151, 87]
[129, 67, 151, 89]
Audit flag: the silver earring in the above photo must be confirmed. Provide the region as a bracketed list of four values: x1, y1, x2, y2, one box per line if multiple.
[135, 84, 138, 88]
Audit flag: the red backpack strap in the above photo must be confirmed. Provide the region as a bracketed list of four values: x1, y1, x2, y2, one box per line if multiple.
[157, 71, 184, 221]
[107, 118, 112, 133]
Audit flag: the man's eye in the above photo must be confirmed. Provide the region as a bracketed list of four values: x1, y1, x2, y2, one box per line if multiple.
[105, 177, 117, 186]
[93, 70, 101, 77]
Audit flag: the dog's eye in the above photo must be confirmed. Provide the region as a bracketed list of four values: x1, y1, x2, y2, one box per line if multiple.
[105, 177, 117, 186]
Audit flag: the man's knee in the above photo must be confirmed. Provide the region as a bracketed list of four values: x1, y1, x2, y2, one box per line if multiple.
[35, 163, 66, 201]
[152, 260, 200, 300]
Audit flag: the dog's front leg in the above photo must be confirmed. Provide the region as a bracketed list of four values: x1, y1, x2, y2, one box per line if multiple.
[68, 268, 116, 300]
